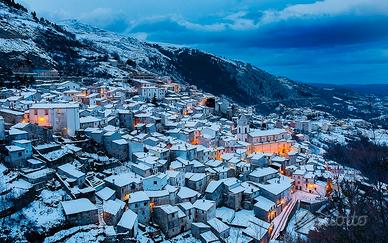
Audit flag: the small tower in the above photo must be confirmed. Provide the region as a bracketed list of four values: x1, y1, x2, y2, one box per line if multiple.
[236, 114, 249, 142]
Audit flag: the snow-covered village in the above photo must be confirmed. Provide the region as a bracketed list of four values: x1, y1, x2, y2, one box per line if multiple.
[0, 75, 387, 242]
[0, 0, 388, 243]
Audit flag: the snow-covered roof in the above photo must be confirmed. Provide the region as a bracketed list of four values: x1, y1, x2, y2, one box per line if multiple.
[80, 116, 101, 123]
[9, 128, 28, 135]
[178, 201, 194, 210]
[104, 199, 125, 215]
[205, 180, 223, 193]
[249, 167, 278, 178]
[156, 204, 179, 215]
[104, 173, 142, 187]
[192, 222, 210, 228]
[61, 198, 97, 215]
[12, 139, 31, 144]
[144, 190, 169, 198]
[254, 196, 275, 211]
[96, 187, 116, 201]
[208, 217, 229, 233]
[128, 191, 150, 204]
[188, 173, 206, 182]
[132, 162, 151, 171]
[30, 103, 79, 109]
[258, 176, 294, 195]
[242, 221, 267, 240]
[293, 169, 306, 175]
[23, 168, 55, 180]
[177, 186, 199, 199]
[193, 199, 215, 211]
[117, 209, 137, 229]
[6, 145, 24, 152]
[58, 163, 85, 179]
[113, 139, 128, 145]
[248, 128, 288, 137]
[248, 152, 265, 160]
[200, 231, 219, 242]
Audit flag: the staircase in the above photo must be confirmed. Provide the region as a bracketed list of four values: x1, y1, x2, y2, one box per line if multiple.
[270, 198, 298, 240]
[96, 198, 106, 226]
[86, 175, 105, 190]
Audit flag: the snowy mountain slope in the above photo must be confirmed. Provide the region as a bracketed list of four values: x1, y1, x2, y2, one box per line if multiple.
[62, 20, 172, 64]
[0, 1, 344, 110]
[62, 20, 310, 105]
[0, 3, 54, 68]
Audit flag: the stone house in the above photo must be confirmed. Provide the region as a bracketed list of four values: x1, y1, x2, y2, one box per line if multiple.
[143, 173, 168, 191]
[103, 199, 125, 226]
[248, 167, 278, 183]
[61, 198, 98, 226]
[177, 202, 195, 231]
[116, 209, 138, 238]
[253, 196, 277, 222]
[192, 222, 211, 239]
[193, 199, 216, 223]
[153, 205, 187, 238]
[128, 191, 151, 225]
[104, 173, 143, 201]
[4, 145, 27, 168]
[207, 218, 230, 240]
[205, 181, 224, 207]
[58, 163, 85, 187]
[177, 186, 200, 204]
[166, 170, 185, 187]
[186, 173, 208, 194]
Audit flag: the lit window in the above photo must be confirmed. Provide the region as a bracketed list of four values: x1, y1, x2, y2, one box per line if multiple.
[38, 116, 46, 124]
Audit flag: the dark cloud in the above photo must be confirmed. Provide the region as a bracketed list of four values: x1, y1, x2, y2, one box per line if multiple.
[251, 15, 388, 48]
[129, 14, 388, 49]
[21, 0, 388, 84]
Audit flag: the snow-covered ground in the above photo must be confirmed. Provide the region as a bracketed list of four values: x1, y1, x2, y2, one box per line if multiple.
[0, 173, 32, 212]
[316, 132, 346, 145]
[44, 225, 106, 243]
[286, 208, 328, 241]
[216, 207, 235, 223]
[61, 19, 172, 67]
[359, 128, 388, 146]
[293, 190, 326, 204]
[0, 189, 67, 241]
[42, 148, 70, 161]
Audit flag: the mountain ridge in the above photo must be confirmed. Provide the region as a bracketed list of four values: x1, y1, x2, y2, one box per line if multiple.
[0, 0, 357, 114]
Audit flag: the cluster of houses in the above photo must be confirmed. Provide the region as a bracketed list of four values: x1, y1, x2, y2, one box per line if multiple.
[0, 76, 365, 242]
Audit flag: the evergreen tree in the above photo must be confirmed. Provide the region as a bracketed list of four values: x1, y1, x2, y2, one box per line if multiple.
[151, 94, 158, 106]
[126, 59, 136, 67]
[31, 11, 37, 20]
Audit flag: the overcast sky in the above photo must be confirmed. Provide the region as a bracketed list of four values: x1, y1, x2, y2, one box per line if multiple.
[20, 0, 388, 84]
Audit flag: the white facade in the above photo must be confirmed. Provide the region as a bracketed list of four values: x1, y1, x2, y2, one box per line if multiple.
[141, 86, 166, 100]
[248, 128, 290, 144]
[236, 114, 249, 142]
[80, 116, 102, 129]
[296, 120, 312, 133]
[57, 81, 80, 90]
[29, 103, 80, 136]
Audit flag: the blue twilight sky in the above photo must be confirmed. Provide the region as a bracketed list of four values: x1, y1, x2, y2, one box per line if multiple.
[20, 0, 388, 84]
